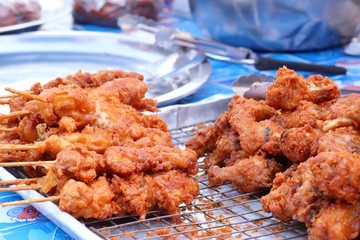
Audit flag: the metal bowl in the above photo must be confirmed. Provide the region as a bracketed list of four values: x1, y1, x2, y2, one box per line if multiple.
[189, 0, 360, 52]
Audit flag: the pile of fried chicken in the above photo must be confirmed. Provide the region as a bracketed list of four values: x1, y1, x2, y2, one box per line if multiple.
[0, 69, 199, 221]
[186, 66, 360, 240]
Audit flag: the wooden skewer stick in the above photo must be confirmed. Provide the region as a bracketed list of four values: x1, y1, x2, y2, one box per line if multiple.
[0, 99, 10, 104]
[0, 143, 40, 151]
[0, 161, 55, 167]
[0, 178, 40, 187]
[0, 185, 41, 192]
[0, 111, 30, 121]
[0, 127, 18, 132]
[0, 94, 15, 99]
[1, 196, 60, 207]
[5, 88, 47, 102]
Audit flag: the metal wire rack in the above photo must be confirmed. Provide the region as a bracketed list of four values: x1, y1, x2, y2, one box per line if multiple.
[80, 122, 308, 240]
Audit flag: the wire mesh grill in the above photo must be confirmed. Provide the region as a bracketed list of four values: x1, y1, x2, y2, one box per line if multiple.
[81, 121, 308, 240]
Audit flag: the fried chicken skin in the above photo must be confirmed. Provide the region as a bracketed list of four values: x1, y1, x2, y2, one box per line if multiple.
[208, 152, 283, 192]
[266, 67, 340, 110]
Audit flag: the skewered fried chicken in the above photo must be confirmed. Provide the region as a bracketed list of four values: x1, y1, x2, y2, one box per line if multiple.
[40, 169, 200, 222]
[0, 76, 159, 142]
[59, 176, 116, 220]
[104, 145, 198, 176]
[0, 122, 173, 162]
[6, 70, 148, 112]
[111, 170, 199, 222]
[0, 69, 200, 222]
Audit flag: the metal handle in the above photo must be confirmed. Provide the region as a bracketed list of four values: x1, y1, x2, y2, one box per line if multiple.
[255, 56, 347, 75]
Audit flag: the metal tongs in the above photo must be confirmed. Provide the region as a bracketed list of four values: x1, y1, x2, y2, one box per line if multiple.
[118, 14, 347, 75]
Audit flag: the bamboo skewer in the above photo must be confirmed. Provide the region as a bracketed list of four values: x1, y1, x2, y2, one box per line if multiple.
[0, 111, 30, 121]
[0, 127, 18, 132]
[1, 196, 61, 207]
[0, 94, 15, 99]
[0, 160, 56, 167]
[0, 178, 40, 187]
[0, 185, 41, 192]
[0, 99, 10, 104]
[0, 143, 40, 151]
[5, 88, 47, 102]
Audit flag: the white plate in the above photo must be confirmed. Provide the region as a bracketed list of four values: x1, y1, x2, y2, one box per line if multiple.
[0, 0, 72, 34]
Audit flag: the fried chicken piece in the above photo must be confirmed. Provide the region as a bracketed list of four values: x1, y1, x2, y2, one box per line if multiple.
[54, 147, 105, 184]
[104, 145, 198, 175]
[20, 85, 97, 132]
[261, 156, 360, 240]
[266, 67, 340, 110]
[230, 95, 276, 122]
[322, 94, 360, 131]
[43, 69, 143, 91]
[271, 100, 331, 129]
[89, 77, 157, 112]
[208, 152, 283, 192]
[232, 116, 283, 156]
[3, 79, 160, 142]
[203, 128, 241, 168]
[279, 125, 322, 163]
[59, 177, 116, 219]
[227, 95, 280, 155]
[111, 170, 199, 221]
[317, 127, 360, 154]
[261, 162, 320, 223]
[185, 111, 230, 158]
[309, 152, 360, 204]
[309, 202, 360, 240]
[185, 95, 249, 158]
[0, 121, 174, 163]
[224, 149, 249, 167]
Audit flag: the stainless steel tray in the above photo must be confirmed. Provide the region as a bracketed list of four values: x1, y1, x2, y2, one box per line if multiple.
[0, 0, 72, 34]
[0, 31, 210, 107]
[0, 98, 307, 239]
